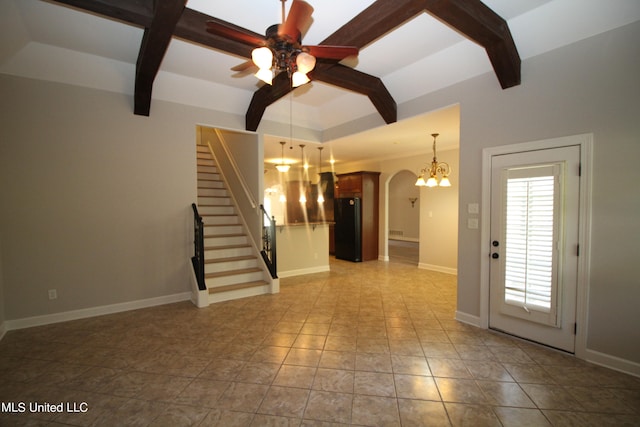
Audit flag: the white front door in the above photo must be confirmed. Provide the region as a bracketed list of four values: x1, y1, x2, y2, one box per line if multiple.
[489, 145, 581, 352]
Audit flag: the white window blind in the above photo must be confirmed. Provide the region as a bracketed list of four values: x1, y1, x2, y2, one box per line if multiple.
[504, 174, 556, 311]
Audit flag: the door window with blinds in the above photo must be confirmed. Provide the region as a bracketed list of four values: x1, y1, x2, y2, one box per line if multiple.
[500, 163, 563, 327]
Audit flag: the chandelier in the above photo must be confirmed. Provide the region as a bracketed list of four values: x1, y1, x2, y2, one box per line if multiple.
[415, 133, 451, 187]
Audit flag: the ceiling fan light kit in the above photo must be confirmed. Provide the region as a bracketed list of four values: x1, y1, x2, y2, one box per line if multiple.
[207, 0, 359, 89]
[252, 46, 273, 69]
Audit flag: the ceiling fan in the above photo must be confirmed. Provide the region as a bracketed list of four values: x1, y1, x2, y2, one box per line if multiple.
[205, 0, 359, 87]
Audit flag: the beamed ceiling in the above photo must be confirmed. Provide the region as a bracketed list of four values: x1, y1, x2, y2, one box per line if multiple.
[49, 0, 520, 131]
[2, 1, 637, 165]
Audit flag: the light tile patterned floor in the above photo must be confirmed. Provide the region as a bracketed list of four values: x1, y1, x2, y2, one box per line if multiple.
[1, 258, 639, 426]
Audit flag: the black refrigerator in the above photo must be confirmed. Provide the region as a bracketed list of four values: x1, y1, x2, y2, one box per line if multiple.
[334, 197, 362, 262]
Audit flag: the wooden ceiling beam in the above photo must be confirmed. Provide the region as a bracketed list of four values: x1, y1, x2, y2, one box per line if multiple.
[134, 0, 187, 116]
[246, 73, 293, 132]
[423, 0, 521, 88]
[244, 64, 397, 132]
[50, 1, 257, 58]
[321, 0, 425, 48]
[326, 0, 520, 89]
[312, 64, 397, 125]
[49, 0, 153, 27]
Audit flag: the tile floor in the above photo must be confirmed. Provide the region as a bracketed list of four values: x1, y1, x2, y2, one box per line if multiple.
[1, 258, 639, 426]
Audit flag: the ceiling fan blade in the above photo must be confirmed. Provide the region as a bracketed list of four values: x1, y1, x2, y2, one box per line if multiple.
[231, 60, 256, 72]
[232, 63, 258, 78]
[206, 19, 264, 47]
[305, 45, 359, 60]
[279, 0, 314, 42]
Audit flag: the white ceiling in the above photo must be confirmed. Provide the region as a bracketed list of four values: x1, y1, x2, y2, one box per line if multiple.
[2, 0, 639, 166]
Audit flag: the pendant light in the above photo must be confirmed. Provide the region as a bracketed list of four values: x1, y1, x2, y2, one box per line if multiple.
[276, 141, 290, 172]
[317, 147, 325, 203]
[299, 144, 307, 203]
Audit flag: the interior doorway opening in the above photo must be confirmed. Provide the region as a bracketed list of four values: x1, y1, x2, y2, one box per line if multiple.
[388, 170, 421, 265]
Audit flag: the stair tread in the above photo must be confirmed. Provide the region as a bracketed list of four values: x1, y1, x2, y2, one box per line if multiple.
[208, 281, 269, 294]
[205, 244, 251, 250]
[204, 232, 245, 238]
[205, 255, 257, 264]
[205, 267, 262, 278]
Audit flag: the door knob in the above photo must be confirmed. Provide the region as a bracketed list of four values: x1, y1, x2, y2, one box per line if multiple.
[492, 253, 499, 259]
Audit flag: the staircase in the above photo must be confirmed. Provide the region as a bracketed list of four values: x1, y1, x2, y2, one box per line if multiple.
[195, 144, 271, 304]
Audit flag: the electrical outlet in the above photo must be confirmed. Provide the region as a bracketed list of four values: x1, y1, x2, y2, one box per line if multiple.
[48, 289, 57, 300]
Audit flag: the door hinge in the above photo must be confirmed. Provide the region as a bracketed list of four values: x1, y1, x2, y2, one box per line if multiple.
[578, 163, 582, 177]
[577, 244, 580, 256]
[574, 323, 577, 335]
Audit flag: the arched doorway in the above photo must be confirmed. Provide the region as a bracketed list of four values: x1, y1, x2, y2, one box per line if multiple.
[387, 170, 420, 264]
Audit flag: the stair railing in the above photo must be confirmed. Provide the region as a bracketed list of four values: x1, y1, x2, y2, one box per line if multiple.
[259, 204, 277, 278]
[191, 203, 206, 291]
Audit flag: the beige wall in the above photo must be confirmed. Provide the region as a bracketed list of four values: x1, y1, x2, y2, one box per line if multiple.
[0, 75, 242, 320]
[277, 224, 330, 277]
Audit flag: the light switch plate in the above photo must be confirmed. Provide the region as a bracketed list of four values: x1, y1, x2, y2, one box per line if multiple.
[467, 218, 479, 229]
[468, 203, 479, 214]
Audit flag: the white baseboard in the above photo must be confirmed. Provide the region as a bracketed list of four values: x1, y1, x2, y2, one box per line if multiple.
[455, 311, 640, 378]
[4, 292, 191, 331]
[455, 311, 482, 327]
[418, 263, 458, 275]
[278, 265, 330, 278]
[585, 349, 640, 378]
[388, 237, 419, 243]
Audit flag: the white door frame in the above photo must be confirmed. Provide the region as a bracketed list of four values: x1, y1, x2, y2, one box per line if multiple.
[480, 134, 592, 358]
